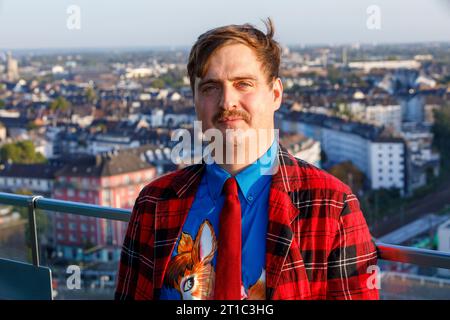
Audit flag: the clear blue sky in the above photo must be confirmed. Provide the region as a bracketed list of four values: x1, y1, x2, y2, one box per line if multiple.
[0, 0, 449, 49]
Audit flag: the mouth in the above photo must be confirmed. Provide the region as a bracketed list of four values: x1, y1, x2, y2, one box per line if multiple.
[217, 117, 244, 123]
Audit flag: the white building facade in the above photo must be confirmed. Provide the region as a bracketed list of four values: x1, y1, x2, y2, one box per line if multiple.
[365, 105, 402, 133]
[280, 113, 406, 193]
[369, 141, 405, 190]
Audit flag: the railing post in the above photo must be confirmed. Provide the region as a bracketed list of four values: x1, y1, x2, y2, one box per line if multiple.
[28, 195, 43, 267]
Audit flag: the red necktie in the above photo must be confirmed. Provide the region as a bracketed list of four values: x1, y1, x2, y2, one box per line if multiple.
[214, 177, 242, 300]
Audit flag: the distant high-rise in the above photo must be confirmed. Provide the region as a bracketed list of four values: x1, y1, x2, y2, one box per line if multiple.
[342, 47, 348, 66]
[6, 52, 19, 82]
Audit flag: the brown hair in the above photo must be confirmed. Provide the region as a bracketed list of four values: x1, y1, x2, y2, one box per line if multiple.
[187, 18, 281, 95]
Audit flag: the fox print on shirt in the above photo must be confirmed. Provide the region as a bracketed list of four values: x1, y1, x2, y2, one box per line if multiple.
[163, 220, 265, 300]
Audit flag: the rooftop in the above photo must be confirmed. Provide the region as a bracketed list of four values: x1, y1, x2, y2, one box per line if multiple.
[0, 162, 61, 179]
[287, 111, 405, 142]
[55, 151, 154, 177]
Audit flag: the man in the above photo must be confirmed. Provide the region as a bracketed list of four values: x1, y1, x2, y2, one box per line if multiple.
[115, 18, 379, 300]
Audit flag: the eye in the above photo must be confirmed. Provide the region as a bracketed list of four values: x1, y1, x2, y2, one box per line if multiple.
[182, 276, 195, 292]
[236, 81, 253, 89]
[201, 85, 218, 94]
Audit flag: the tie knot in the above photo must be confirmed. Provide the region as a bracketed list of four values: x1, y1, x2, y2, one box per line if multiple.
[222, 177, 238, 196]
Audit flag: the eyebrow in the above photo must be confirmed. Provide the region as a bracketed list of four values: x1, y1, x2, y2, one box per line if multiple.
[198, 75, 258, 87]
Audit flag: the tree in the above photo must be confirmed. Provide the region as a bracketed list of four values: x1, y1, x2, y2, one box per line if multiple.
[432, 105, 450, 165]
[0, 141, 47, 164]
[151, 78, 165, 89]
[328, 161, 366, 194]
[27, 121, 39, 130]
[361, 187, 401, 226]
[14, 188, 50, 264]
[50, 96, 70, 114]
[327, 66, 342, 85]
[85, 87, 97, 104]
[160, 70, 186, 89]
[336, 104, 354, 121]
[0, 99, 5, 108]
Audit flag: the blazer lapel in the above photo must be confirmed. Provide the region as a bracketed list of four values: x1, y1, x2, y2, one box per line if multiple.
[153, 164, 205, 293]
[265, 187, 298, 299]
[265, 145, 311, 300]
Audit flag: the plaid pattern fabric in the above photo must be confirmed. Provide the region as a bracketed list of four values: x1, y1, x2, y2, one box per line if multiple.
[115, 145, 379, 300]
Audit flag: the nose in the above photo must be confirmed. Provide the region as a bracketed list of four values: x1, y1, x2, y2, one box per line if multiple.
[219, 84, 238, 110]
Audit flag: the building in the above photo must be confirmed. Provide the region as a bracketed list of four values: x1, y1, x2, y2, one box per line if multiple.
[124, 144, 178, 176]
[0, 163, 60, 196]
[88, 133, 140, 154]
[34, 138, 55, 159]
[0, 115, 29, 140]
[348, 60, 421, 72]
[125, 67, 153, 79]
[369, 138, 406, 191]
[0, 122, 6, 142]
[279, 132, 321, 167]
[400, 122, 440, 193]
[6, 52, 19, 82]
[399, 94, 425, 124]
[52, 129, 84, 156]
[364, 105, 402, 133]
[52, 151, 156, 261]
[279, 111, 407, 194]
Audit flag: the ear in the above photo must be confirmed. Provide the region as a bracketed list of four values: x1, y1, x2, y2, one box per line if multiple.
[197, 220, 216, 262]
[272, 77, 283, 112]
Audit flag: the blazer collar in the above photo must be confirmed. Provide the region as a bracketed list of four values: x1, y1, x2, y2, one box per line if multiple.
[171, 163, 205, 198]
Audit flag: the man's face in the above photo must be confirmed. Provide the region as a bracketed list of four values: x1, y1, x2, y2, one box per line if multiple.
[194, 43, 283, 141]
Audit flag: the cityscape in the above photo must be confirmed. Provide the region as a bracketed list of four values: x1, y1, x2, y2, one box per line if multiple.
[0, 2, 450, 300]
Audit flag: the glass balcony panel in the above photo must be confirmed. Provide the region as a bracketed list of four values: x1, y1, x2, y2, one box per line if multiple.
[0, 204, 31, 264]
[35, 209, 128, 300]
[2, 192, 450, 300]
[379, 260, 450, 300]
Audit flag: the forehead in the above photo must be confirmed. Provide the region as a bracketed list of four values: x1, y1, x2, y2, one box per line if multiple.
[200, 43, 264, 80]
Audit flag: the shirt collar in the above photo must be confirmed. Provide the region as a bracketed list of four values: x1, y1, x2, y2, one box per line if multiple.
[205, 139, 278, 204]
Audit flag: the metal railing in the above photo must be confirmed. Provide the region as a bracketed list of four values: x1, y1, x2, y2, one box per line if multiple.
[1, 191, 450, 270]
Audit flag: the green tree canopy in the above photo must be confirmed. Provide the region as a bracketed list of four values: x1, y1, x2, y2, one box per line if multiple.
[432, 104, 450, 165]
[151, 78, 165, 89]
[14, 188, 50, 260]
[0, 141, 47, 164]
[328, 161, 366, 194]
[50, 96, 71, 113]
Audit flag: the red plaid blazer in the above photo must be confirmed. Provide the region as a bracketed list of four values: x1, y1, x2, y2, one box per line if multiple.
[115, 145, 379, 300]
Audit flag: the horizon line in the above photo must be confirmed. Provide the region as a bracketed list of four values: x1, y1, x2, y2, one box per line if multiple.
[1, 40, 450, 53]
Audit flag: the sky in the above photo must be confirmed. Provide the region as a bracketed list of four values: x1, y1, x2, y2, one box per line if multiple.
[0, 0, 449, 49]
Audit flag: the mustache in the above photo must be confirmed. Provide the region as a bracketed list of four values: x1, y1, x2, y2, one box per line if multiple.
[213, 109, 251, 123]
